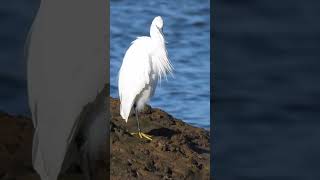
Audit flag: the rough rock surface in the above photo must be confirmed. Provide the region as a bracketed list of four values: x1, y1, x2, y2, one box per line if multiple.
[0, 97, 210, 179]
[110, 97, 210, 180]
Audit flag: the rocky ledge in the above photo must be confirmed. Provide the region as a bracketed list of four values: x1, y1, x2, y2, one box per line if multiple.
[0, 97, 210, 179]
[110, 97, 210, 180]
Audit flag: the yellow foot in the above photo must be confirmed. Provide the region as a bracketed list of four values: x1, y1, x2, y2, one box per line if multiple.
[130, 132, 152, 141]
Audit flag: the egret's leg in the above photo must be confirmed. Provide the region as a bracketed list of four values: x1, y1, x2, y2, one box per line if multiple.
[130, 108, 152, 141]
[134, 108, 142, 138]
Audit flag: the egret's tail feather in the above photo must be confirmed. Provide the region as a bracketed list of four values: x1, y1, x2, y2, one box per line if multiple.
[120, 98, 135, 122]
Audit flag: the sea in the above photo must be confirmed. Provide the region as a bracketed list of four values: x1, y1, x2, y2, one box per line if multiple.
[0, 0, 210, 128]
[4, 0, 320, 179]
[110, 0, 210, 129]
[215, 0, 320, 179]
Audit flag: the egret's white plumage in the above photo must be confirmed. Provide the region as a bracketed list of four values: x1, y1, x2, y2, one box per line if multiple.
[118, 16, 173, 122]
[25, 1, 107, 179]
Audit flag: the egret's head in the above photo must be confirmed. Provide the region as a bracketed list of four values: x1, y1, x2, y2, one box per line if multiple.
[152, 16, 164, 29]
[150, 16, 165, 40]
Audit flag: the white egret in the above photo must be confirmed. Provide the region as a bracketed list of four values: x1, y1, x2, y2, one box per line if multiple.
[118, 16, 173, 140]
[25, 0, 108, 179]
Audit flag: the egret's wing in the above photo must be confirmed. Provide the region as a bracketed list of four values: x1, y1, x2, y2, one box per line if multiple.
[118, 37, 152, 121]
[26, 1, 107, 179]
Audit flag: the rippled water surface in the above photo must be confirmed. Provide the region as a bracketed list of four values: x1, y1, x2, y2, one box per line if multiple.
[0, 0, 38, 116]
[215, 0, 320, 179]
[0, 0, 210, 129]
[110, 0, 210, 128]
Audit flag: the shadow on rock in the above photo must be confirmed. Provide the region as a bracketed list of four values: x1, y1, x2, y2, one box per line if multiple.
[147, 127, 178, 139]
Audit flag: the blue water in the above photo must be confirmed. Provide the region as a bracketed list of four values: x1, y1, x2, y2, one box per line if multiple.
[110, 0, 210, 128]
[215, 0, 320, 179]
[0, 0, 39, 116]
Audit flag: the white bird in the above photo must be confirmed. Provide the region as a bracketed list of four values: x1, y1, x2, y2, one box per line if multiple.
[118, 16, 173, 140]
[25, 0, 108, 179]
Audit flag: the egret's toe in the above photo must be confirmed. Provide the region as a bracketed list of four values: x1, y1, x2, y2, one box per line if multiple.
[140, 132, 152, 141]
[130, 132, 152, 141]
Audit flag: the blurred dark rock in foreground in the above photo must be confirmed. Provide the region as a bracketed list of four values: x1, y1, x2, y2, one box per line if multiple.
[0, 111, 106, 180]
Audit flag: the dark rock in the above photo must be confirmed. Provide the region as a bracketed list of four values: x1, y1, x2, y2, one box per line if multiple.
[164, 166, 172, 175]
[0, 97, 210, 180]
[110, 97, 210, 179]
[127, 159, 132, 166]
[144, 160, 156, 172]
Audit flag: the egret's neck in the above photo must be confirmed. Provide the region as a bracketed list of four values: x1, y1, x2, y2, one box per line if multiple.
[150, 25, 165, 44]
[149, 24, 173, 81]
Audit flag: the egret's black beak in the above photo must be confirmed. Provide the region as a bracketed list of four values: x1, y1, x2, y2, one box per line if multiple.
[158, 27, 164, 37]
